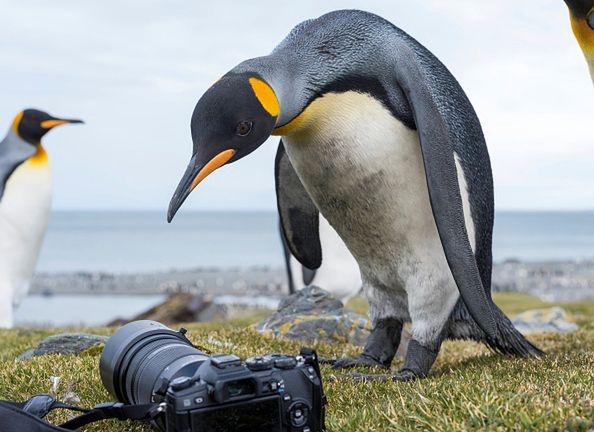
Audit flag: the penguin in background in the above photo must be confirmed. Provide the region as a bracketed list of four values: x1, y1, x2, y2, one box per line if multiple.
[282, 214, 362, 299]
[168, 10, 542, 380]
[0, 109, 83, 328]
[564, 0, 594, 83]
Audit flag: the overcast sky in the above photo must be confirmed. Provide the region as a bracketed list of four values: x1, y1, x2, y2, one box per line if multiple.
[0, 0, 592, 211]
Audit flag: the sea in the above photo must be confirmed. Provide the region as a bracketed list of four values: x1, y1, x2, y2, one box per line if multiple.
[34, 210, 594, 273]
[13, 210, 594, 327]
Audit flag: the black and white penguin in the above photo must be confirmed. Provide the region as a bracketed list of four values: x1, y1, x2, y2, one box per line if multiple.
[0, 109, 83, 328]
[564, 0, 594, 83]
[168, 10, 542, 380]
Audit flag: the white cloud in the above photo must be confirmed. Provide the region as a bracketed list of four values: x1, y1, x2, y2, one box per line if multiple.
[0, 0, 591, 210]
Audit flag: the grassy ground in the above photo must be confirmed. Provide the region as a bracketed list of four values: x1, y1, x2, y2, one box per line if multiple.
[0, 294, 593, 431]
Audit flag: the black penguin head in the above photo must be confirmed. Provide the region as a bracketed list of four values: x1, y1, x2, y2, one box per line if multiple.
[564, 0, 594, 20]
[14, 109, 84, 145]
[168, 73, 279, 222]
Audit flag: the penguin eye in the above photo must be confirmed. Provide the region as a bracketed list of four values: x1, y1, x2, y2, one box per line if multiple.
[588, 11, 594, 30]
[236, 121, 253, 136]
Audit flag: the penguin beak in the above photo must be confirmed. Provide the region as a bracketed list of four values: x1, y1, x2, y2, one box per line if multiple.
[167, 149, 236, 222]
[40, 117, 85, 129]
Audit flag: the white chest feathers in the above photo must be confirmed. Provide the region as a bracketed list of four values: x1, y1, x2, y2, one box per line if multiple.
[281, 90, 476, 289]
[0, 152, 52, 326]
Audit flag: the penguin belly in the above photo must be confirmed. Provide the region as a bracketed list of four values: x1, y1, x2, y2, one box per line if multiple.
[0, 155, 52, 327]
[282, 91, 475, 344]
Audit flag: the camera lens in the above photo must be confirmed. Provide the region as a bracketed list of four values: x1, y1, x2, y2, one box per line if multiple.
[100, 320, 209, 404]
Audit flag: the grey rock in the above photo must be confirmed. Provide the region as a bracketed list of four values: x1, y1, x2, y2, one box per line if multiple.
[512, 307, 579, 334]
[257, 286, 371, 347]
[18, 333, 108, 361]
[276, 286, 344, 316]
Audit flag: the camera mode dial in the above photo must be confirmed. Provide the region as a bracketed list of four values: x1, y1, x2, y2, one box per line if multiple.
[246, 356, 273, 371]
[169, 376, 193, 391]
[274, 356, 298, 369]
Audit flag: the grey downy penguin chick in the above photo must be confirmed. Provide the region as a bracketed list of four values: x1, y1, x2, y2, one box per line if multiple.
[168, 9, 542, 380]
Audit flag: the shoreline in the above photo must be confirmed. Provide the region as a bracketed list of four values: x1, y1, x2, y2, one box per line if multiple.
[30, 259, 594, 302]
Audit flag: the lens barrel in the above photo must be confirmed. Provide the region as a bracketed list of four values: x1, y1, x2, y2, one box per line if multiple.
[100, 320, 209, 404]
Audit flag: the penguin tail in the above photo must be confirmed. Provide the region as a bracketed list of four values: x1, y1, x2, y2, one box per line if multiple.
[485, 305, 544, 358]
[447, 300, 544, 357]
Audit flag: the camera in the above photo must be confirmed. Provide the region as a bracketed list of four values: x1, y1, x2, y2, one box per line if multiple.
[99, 320, 326, 432]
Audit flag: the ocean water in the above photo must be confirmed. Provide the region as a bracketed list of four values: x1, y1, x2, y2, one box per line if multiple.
[16, 210, 594, 327]
[36, 210, 594, 273]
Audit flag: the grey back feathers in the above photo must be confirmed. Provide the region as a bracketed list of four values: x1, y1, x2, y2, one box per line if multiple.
[0, 130, 36, 201]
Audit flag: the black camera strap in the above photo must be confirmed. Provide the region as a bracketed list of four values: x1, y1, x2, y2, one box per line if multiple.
[0, 393, 161, 431]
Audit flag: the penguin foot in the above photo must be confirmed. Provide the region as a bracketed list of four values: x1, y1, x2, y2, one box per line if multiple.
[332, 354, 390, 370]
[334, 317, 403, 370]
[398, 338, 440, 379]
[392, 369, 420, 382]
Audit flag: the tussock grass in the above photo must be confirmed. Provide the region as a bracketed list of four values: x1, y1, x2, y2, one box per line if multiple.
[0, 294, 593, 431]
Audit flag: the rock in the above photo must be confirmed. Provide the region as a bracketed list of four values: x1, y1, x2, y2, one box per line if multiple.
[256, 286, 372, 347]
[277, 286, 344, 315]
[109, 292, 278, 326]
[18, 333, 109, 361]
[512, 307, 579, 334]
[108, 293, 212, 326]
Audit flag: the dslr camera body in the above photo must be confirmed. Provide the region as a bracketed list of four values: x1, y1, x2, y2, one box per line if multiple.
[100, 320, 326, 432]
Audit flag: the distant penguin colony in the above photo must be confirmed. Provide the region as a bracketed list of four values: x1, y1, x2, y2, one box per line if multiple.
[0, 109, 82, 328]
[168, 10, 543, 380]
[564, 0, 594, 83]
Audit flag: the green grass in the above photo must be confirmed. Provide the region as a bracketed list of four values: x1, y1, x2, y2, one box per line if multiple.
[1, 294, 593, 431]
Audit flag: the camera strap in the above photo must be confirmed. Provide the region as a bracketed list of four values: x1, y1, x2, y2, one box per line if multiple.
[0, 393, 162, 431]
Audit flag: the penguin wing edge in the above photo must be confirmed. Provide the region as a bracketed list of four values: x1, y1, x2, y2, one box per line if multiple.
[274, 140, 322, 270]
[390, 46, 497, 339]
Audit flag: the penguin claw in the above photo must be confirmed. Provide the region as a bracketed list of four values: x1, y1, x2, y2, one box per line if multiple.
[346, 369, 421, 383]
[332, 355, 389, 370]
[392, 369, 421, 382]
[348, 373, 392, 382]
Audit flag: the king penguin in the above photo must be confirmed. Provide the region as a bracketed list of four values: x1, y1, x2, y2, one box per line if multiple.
[0, 109, 83, 328]
[564, 0, 594, 83]
[168, 10, 542, 380]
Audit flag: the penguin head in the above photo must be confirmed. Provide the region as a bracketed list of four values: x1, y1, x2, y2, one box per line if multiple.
[168, 73, 279, 221]
[13, 109, 84, 145]
[564, 0, 594, 81]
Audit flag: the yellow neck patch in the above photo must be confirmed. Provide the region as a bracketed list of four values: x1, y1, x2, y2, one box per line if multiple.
[272, 110, 308, 136]
[11, 111, 24, 135]
[27, 145, 49, 166]
[248, 77, 280, 117]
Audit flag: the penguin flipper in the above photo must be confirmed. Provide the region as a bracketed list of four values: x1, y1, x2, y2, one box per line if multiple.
[390, 46, 497, 339]
[275, 140, 322, 271]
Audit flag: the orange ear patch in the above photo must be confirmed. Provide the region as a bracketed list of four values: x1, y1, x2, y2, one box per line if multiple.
[248, 77, 280, 117]
[11, 111, 24, 134]
[571, 13, 594, 54]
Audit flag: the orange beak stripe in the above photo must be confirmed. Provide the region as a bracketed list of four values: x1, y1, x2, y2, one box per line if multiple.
[190, 149, 236, 191]
[40, 119, 70, 129]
